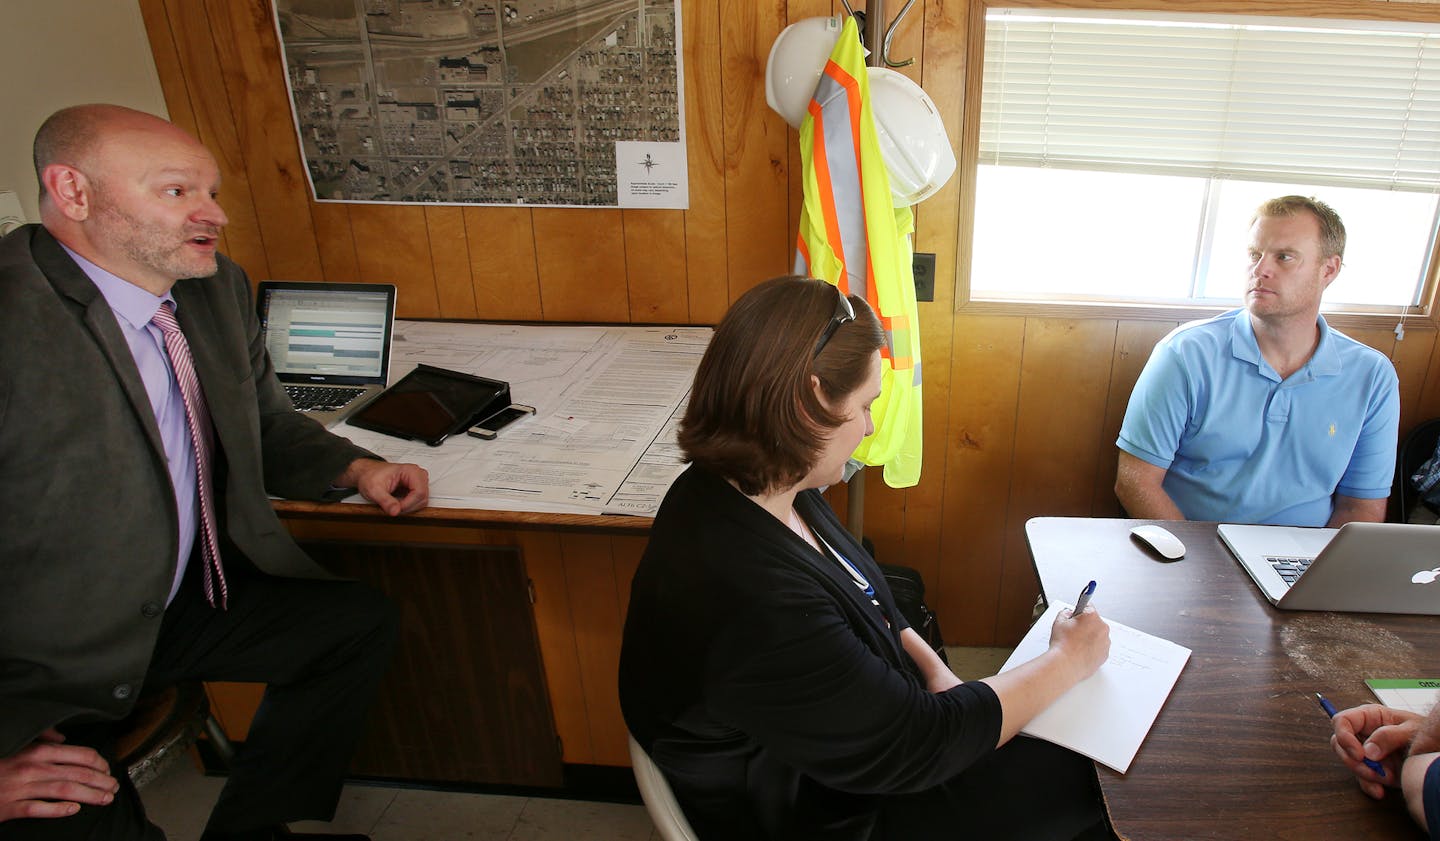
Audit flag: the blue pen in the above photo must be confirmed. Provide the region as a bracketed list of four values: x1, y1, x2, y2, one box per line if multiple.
[1315, 692, 1386, 778]
[1072, 580, 1096, 615]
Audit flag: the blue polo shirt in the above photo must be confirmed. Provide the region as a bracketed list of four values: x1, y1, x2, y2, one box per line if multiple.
[1117, 309, 1399, 526]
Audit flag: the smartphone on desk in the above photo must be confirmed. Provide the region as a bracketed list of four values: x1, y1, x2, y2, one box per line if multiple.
[467, 403, 536, 440]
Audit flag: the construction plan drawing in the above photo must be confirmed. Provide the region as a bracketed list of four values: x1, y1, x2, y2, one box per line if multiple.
[332, 320, 709, 515]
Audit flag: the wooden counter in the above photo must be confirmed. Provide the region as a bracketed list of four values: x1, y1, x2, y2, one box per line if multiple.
[206, 499, 653, 786]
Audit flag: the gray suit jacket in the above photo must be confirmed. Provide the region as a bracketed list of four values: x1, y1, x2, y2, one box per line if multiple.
[0, 225, 376, 756]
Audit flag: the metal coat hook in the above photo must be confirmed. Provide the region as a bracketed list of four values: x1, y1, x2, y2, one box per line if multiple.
[837, 0, 918, 68]
[879, 0, 918, 68]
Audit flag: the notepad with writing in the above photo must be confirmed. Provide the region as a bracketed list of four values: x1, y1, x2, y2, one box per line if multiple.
[999, 602, 1191, 773]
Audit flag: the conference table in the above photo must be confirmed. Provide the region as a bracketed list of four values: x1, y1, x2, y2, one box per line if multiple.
[1025, 517, 1439, 840]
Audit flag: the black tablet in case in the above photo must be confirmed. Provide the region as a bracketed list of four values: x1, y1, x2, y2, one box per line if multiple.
[347, 363, 510, 446]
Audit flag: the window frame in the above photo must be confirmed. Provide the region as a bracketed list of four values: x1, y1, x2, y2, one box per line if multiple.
[953, 0, 1440, 330]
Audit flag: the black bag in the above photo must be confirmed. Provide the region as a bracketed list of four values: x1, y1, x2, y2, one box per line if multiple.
[1399, 418, 1440, 518]
[1415, 449, 1440, 514]
[878, 562, 948, 665]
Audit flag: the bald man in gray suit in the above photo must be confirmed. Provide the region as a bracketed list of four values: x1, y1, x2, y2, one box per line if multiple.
[0, 104, 429, 841]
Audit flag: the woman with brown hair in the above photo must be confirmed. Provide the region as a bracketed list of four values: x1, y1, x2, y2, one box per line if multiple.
[620, 276, 1113, 840]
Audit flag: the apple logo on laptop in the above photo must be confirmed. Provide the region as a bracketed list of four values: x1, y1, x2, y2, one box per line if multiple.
[1411, 567, 1440, 585]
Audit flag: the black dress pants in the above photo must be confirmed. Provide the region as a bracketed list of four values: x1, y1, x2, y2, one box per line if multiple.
[0, 561, 397, 841]
[878, 735, 1113, 841]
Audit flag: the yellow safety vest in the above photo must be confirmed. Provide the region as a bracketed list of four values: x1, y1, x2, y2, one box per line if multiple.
[794, 17, 923, 488]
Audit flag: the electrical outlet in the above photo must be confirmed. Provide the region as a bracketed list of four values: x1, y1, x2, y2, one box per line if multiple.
[912, 252, 936, 302]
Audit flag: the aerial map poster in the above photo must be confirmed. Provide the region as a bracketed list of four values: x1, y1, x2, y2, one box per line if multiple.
[271, 0, 688, 209]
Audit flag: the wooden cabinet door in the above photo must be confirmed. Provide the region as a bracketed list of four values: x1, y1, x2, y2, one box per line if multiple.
[301, 539, 563, 786]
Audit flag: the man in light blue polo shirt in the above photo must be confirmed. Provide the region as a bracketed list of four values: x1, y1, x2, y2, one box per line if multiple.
[1116, 196, 1399, 526]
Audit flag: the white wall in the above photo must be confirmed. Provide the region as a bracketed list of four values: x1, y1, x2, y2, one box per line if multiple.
[0, 0, 168, 223]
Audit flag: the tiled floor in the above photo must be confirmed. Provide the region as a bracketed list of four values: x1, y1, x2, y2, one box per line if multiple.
[142, 766, 660, 841]
[946, 645, 1013, 682]
[140, 647, 1013, 840]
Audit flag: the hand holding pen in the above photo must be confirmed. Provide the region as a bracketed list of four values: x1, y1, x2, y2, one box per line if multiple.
[1319, 694, 1393, 783]
[1052, 580, 1108, 680]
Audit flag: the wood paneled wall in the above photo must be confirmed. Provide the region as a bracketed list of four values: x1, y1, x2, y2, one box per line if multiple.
[138, 0, 1440, 646]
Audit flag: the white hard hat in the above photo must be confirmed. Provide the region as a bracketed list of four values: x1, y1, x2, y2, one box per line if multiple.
[766, 18, 956, 207]
[868, 67, 956, 207]
[765, 16, 844, 129]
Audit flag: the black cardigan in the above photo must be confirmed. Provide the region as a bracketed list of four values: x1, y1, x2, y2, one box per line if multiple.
[619, 464, 1003, 840]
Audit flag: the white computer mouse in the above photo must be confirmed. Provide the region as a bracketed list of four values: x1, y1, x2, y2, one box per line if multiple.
[1130, 524, 1186, 560]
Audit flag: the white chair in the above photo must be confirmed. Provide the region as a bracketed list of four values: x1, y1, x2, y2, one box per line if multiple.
[628, 734, 701, 841]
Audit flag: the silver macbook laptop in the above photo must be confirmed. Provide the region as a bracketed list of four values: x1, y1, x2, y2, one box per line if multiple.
[256, 280, 396, 427]
[1218, 522, 1440, 614]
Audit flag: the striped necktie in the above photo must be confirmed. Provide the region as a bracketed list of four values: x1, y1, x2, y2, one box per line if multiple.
[152, 301, 228, 609]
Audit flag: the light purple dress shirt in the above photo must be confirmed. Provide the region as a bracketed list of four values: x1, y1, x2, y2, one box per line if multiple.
[64, 246, 197, 605]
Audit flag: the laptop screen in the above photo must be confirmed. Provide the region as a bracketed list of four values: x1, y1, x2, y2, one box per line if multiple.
[257, 281, 395, 385]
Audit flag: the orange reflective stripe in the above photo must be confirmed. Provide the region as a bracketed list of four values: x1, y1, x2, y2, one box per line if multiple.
[821, 60, 883, 309]
[807, 100, 847, 273]
[824, 59, 864, 155]
[809, 66, 866, 295]
[836, 68, 885, 309]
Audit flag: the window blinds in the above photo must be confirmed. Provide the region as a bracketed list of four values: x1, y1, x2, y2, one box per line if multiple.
[980, 10, 1440, 191]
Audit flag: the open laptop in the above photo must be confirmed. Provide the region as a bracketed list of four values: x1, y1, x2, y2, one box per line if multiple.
[256, 280, 396, 426]
[1218, 522, 1440, 614]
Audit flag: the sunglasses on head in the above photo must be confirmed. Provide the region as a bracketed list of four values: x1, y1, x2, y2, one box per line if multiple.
[812, 284, 856, 358]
